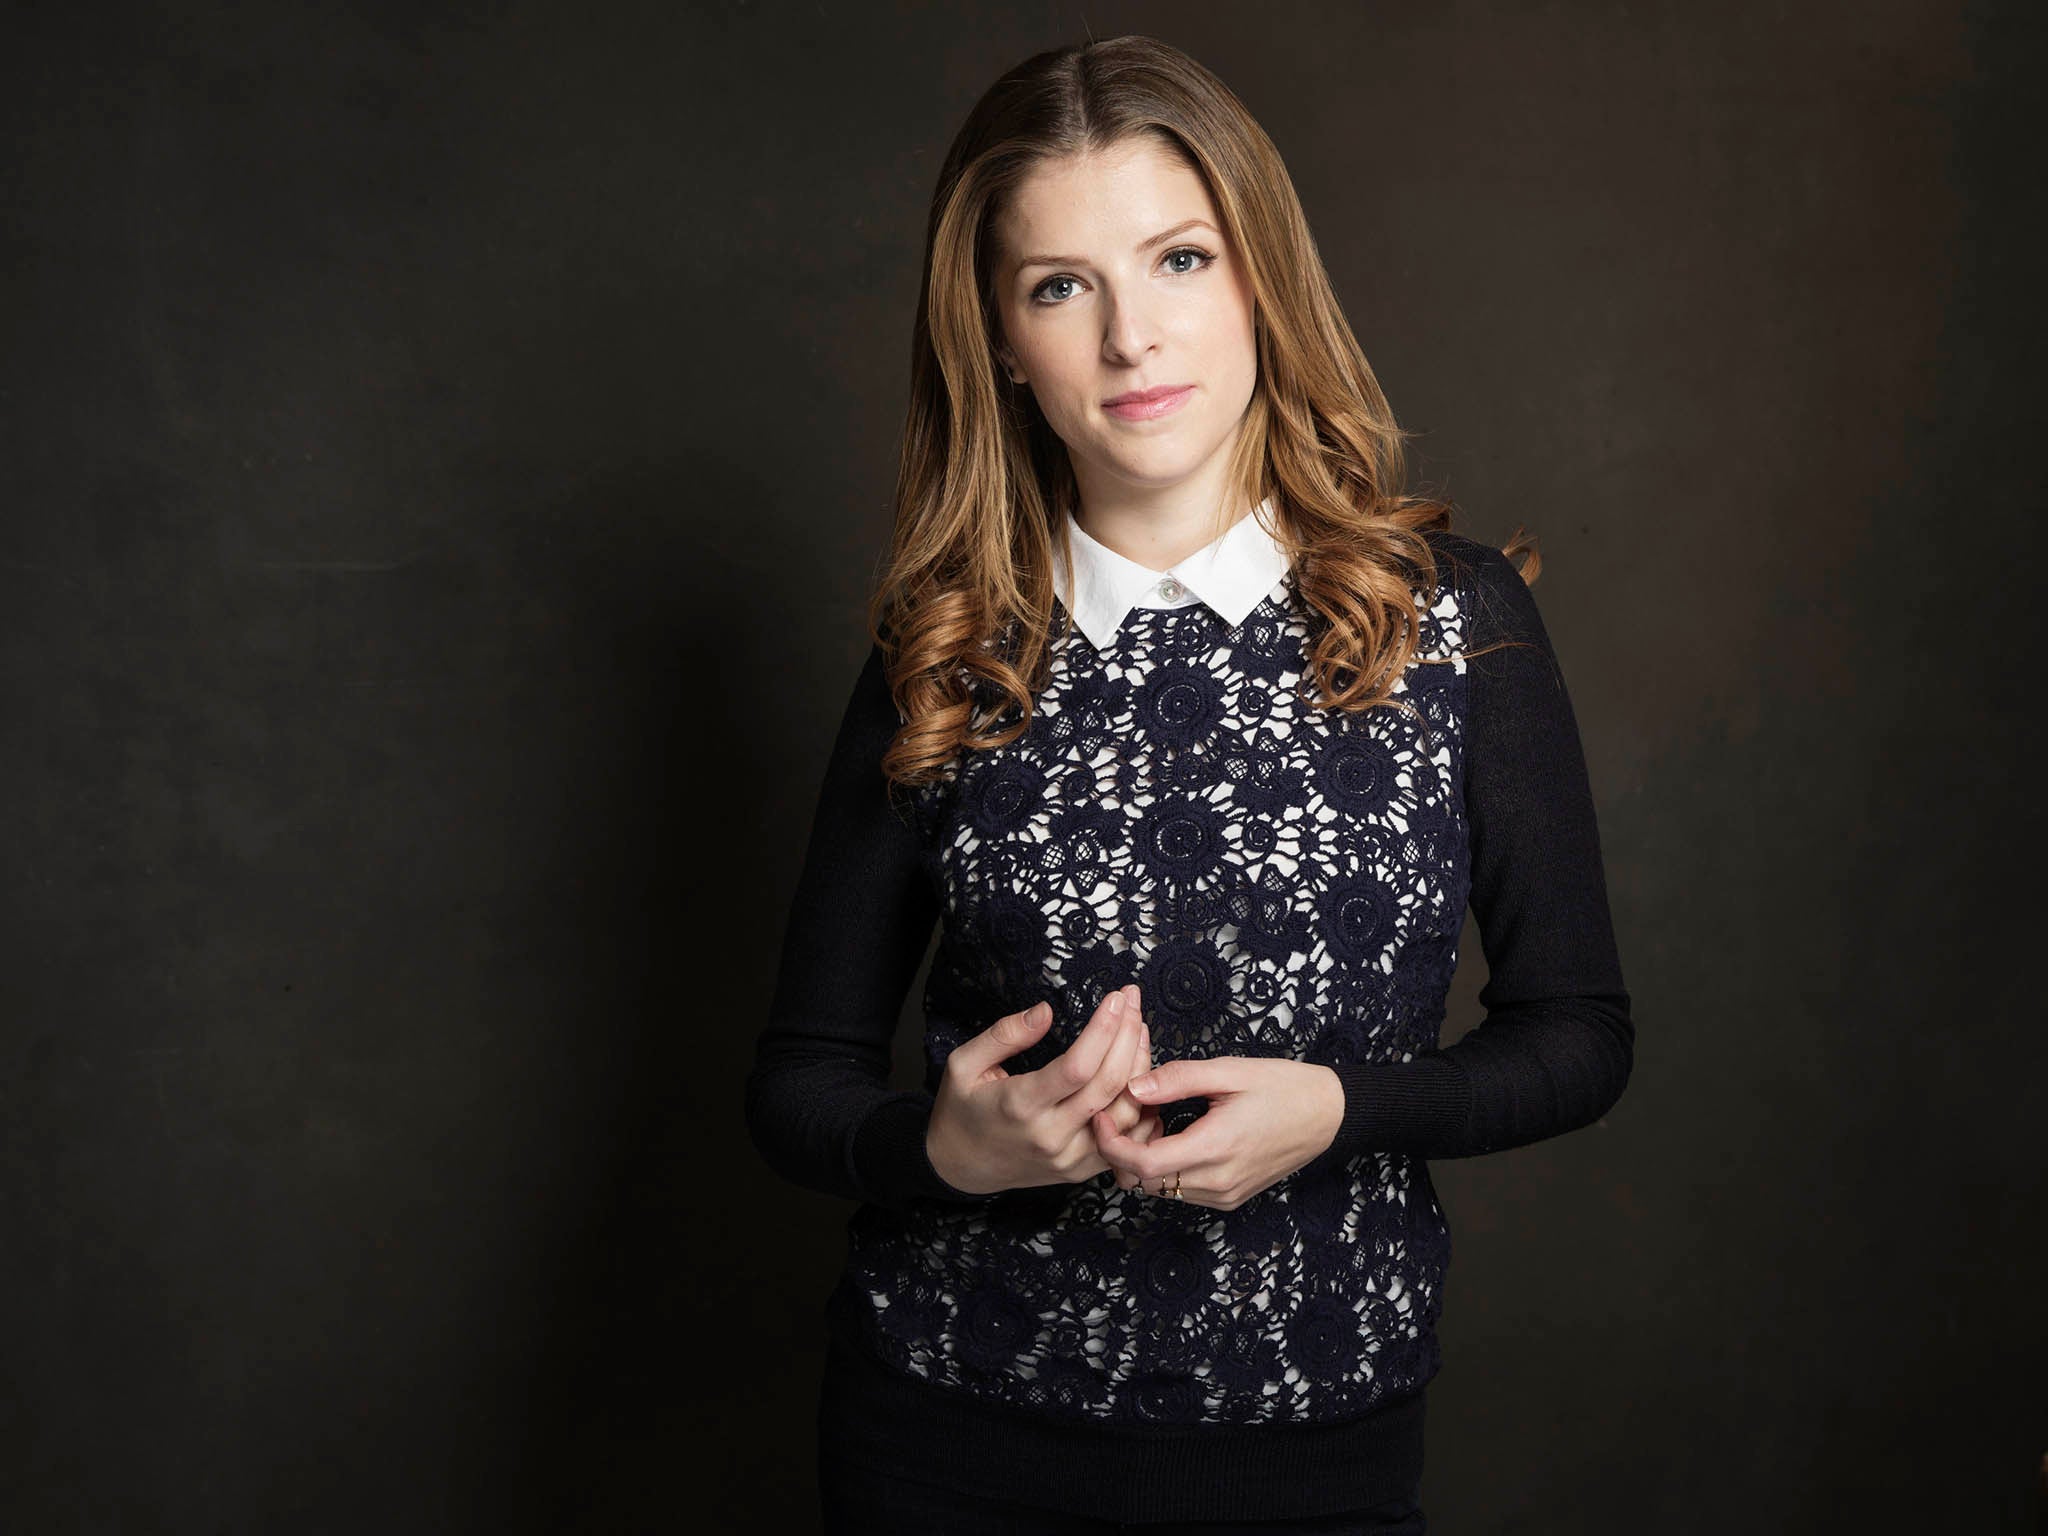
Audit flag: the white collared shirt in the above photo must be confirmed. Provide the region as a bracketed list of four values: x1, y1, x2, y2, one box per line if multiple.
[1052, 496, 1294, 650]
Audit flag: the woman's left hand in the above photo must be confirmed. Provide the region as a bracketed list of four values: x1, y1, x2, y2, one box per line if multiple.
[1091, 1057, 1347, 1209]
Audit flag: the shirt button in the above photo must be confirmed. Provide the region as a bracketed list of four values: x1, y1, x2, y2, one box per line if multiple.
[1157, 577, 1184, 601]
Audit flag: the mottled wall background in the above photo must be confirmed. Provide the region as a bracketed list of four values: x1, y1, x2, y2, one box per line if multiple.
[2, 3, 2041, 1531]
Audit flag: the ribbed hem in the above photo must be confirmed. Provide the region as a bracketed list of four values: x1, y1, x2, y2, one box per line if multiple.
[816, 1314, 1430, 1523]
[1302, 1057, 1472, 1176]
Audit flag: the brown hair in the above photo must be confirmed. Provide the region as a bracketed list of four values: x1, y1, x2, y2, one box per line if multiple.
[867, 34, 1536, 787]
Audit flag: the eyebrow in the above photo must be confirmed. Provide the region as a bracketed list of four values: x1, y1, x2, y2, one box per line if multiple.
[1013, 218, 1221, 273]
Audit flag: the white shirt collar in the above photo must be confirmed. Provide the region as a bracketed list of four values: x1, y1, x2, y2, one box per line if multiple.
[1052, 496, 1293, 650]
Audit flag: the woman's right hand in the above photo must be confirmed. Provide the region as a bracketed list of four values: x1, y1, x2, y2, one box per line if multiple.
[925, 985, 1153, 1197]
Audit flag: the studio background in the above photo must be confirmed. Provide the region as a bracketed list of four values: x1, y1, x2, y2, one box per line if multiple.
[3, 3, 2041, 1532]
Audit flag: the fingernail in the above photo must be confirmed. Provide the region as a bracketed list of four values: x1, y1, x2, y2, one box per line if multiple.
[1108, 991, 1124, 1016]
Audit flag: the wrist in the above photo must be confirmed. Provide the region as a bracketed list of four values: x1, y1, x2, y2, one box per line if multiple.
[924, 1119, 978, 1196]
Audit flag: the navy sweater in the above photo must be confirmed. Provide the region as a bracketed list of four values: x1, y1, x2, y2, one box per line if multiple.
[745, 530, 1633, 1522]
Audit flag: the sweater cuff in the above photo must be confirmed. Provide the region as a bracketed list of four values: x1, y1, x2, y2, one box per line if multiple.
[1302, 1057, 1473, 1174]
[849, 1090, 999, 1211]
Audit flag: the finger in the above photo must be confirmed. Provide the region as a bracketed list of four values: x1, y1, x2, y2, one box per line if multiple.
[1061, 1002, 1143, 1126]
[946, 998, 1056, 1081]
[1111, 1111, 1165, 1189]
[1094, 1105, 1224, 1185]
[1110, 1113, 1166, 1191]
[1125, 1052, 1243, 1108]
[1026, 984, 1137, 1112]
[1118, 998, 1149, 1090]
[1121, 1011, 1154, 1103]
[1102, 1010, 1153, 1133]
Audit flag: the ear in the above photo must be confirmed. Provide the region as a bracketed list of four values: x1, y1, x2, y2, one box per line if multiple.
[995, 346, 1025, 385]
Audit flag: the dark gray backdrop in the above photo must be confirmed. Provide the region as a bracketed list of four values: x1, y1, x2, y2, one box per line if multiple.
[4, 3, 2042, 1532]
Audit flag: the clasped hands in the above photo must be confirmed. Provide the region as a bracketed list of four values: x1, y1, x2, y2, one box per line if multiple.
[924, 983, 1347, 1211]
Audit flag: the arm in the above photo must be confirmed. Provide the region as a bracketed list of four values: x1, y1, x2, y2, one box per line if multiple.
[742, 641, 999, 1213]
[1311, 539, 1635, 1163]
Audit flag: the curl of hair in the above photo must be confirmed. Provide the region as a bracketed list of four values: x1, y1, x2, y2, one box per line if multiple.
[866, 34, 1540, 788]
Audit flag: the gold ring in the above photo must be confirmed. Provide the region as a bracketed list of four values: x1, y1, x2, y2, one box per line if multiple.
[1168, 1170, 1183, 1199]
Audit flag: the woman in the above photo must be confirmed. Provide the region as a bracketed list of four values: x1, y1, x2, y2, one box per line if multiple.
[745, 34, 1633, 1535]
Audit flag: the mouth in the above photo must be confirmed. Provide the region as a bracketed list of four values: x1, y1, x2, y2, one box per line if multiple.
[1102, 383, 1195, 422]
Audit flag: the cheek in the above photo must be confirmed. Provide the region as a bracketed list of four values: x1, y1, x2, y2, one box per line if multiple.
[1214, 308, 1260, 392]
[1037, 344, 1091, 393]
[1028, 357, 1094, 426]
[1213, 273, 1257, 354]
[1186, 296, 1251, 370]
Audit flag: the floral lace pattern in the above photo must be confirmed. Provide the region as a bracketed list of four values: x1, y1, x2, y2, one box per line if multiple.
[832, 569, 1471, 1426]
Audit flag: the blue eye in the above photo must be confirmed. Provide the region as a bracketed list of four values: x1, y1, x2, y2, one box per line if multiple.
[1029, 245, 1216, 306]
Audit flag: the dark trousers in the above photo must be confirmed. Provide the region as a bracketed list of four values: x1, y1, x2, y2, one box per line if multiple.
[818, 1449, 1428, 1534]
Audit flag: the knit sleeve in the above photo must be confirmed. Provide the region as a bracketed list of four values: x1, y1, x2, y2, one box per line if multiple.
[1309, 539, 1635, 1165]
[743, 641, 999, 1213]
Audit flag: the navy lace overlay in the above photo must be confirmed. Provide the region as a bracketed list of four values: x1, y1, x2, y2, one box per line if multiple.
[830, 568, 1471, 1427]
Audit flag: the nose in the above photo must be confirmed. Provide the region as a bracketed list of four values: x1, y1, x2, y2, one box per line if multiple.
[1100, 292, 1161, 367]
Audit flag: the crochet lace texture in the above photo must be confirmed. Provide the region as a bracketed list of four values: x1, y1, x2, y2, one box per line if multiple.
[835, 570, 1471, 1427]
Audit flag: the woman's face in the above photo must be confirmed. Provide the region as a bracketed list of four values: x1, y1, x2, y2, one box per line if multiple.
[992, 138, 1258, 506]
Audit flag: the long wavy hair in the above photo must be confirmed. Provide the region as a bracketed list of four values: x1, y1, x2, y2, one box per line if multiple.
[869, 34, 1537, 788]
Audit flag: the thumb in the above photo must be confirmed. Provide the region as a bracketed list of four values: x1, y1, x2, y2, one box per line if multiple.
[952, 999, 1054, 1078]
[1125, 1055, 1233, 1102]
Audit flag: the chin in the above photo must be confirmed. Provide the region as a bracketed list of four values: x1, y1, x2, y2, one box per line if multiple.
[1122, 433, 1220, 472]
[1114, 458, 1215, 490]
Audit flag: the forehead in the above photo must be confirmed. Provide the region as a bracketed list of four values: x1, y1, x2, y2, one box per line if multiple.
[996, 140, 1216, 258]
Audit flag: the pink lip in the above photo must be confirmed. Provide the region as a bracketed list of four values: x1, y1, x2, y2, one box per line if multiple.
[1102, 384, 1195, 421]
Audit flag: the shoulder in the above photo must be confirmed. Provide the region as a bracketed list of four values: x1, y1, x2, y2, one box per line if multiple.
[1418, 529, 1543, 649]
[1418, 528, 1524, 594]
[849, 638, 889, 707]
[836, 640, 907, 748]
